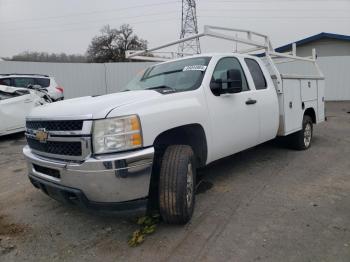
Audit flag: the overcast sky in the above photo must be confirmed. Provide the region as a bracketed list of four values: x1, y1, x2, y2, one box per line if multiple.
[0, 0, 349, 58]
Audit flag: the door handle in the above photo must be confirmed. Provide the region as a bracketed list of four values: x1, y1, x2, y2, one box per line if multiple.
[24, 99, 33, 103]
[245, 99, 257, 105]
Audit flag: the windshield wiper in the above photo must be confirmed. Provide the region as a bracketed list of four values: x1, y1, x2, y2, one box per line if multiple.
[141, 69, 183, 81]
[146, 85, 176, 93]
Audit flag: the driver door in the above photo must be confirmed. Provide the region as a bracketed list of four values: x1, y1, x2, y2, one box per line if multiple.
[205, 57, 260, 160]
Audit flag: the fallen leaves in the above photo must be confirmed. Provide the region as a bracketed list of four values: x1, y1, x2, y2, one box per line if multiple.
[128, 214, 160, 247]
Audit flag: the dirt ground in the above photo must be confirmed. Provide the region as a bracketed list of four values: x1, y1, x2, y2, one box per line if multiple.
[0, 101, 349, 262]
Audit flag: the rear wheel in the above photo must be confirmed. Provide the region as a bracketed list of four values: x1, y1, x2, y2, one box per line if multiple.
[290, 115, 313, 150]
[159, 145, 196, 224]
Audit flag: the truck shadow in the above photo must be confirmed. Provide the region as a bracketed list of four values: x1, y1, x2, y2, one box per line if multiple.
[0, 132, 25, 143]
[38, 137, 292, 222]
[196, 137, 291, 193]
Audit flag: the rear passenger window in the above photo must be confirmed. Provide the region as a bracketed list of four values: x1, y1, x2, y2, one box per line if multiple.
[245, 59, 267, 90]
[35, 78, 50, 87]
[0, 78, 11, 86]
[13, 78, 35, 87]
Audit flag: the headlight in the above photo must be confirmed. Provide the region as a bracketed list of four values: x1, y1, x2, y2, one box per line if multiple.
[93, 115, 142, 154]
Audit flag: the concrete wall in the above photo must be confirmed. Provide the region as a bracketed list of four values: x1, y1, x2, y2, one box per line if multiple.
[0, 61, 154, 99]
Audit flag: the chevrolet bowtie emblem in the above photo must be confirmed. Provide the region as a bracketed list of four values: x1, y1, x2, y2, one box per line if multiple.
[35, 129, 48, 143]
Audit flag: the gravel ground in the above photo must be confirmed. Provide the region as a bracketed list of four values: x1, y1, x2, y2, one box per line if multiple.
[0, 101, 349, 262]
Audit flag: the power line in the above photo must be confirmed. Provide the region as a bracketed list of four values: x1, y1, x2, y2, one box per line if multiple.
[2, 17, 180, 39]
[199, 8, 350, 12]
[200, 0, 349, 2]
[199, 15, 350, 19]
[1, 11, 179, 33]
[0, 1, 181, 24]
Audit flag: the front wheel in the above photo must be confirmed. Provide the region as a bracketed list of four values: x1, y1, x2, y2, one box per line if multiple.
[290, 115, 313, 150]
[159, 145, 196, 224]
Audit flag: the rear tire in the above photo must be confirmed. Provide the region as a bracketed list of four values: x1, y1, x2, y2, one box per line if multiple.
[290, 115, 313, 150]
[159, 145, 196, 224]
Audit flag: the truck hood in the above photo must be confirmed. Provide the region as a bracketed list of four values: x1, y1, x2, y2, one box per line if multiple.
[27, 90, 162, 120]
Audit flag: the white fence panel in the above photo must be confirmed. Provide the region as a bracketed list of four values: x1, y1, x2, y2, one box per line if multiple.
[1, 57, 349, 100]
[0, 61, 154, 99]
[0, 61, 106, 99]
[105, 62, 155, 94]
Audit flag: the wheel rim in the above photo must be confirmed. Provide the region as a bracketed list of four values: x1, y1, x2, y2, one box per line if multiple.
[186, 163, 194, 207]
[304, 123, 312, 147]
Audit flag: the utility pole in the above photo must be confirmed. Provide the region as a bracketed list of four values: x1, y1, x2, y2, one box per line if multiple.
[178, 0, 201, 56]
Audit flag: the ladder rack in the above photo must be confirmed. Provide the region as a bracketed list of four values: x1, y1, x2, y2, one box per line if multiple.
[126, 25, 324, 93]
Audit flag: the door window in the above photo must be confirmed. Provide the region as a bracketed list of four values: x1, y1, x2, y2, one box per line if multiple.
[245, 58, 267, 90]
[12, 78, 36, 88]
[212, 57, 249, 92]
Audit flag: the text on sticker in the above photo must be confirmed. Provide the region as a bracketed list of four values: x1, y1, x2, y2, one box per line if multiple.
[183, 65, 207, 72]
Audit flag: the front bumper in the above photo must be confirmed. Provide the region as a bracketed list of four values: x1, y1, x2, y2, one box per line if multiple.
[28, 175, 148, 216]
[23, 146, 154, 207]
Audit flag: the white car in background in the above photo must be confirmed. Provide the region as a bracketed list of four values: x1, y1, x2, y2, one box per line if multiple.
[0, 74, 64, 101]
[0, 85, 50, 136]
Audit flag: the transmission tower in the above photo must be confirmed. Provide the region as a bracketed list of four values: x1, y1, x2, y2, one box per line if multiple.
[178, 0, 201, 56]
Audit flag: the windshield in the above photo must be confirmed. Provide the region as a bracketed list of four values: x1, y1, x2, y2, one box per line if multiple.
[124, 56, 211, 93]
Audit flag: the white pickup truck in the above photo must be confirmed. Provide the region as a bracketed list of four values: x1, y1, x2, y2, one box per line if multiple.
[23, 26, 325, 224]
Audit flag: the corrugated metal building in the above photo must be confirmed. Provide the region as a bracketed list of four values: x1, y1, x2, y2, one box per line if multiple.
[275, 33, 350, 100]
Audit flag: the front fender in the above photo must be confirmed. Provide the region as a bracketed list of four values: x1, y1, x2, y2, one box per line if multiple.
[107, 89, 212, 161]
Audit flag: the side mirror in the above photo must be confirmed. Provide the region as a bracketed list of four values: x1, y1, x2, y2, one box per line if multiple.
[226, 69, 242, 93]
[210, 69, 243, 96]
[210, 78, 223, 96]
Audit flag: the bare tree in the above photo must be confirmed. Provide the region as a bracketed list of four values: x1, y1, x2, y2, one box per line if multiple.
[87, 24, 147, 63]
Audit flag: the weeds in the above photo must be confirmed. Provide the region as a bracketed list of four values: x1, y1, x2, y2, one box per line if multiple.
[128, 213, 160, 247]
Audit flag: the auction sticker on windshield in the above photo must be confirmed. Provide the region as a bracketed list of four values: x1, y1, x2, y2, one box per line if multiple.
[183, 65, 207, 71]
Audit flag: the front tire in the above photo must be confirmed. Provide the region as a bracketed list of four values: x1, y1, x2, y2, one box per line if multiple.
[290, 115, 313, 150]
[159, 145, 196, 224]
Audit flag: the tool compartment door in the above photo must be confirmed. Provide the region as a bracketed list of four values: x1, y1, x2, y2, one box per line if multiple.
[317, 79, 325, 122]
[301, 80, 317, 102]
[282, 79, 303, 135]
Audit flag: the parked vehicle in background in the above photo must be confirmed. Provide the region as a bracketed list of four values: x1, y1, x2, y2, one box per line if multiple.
[27, 84, 53, 104]
[23, 26, 325, 224]
[0, 85, 51, 136]
[0, 74, 64, 101]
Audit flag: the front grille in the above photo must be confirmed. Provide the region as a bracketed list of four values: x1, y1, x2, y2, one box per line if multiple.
[33, 164, 60, 178]
[27, 138, 82, 156]
[26, 120, 83, 131]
